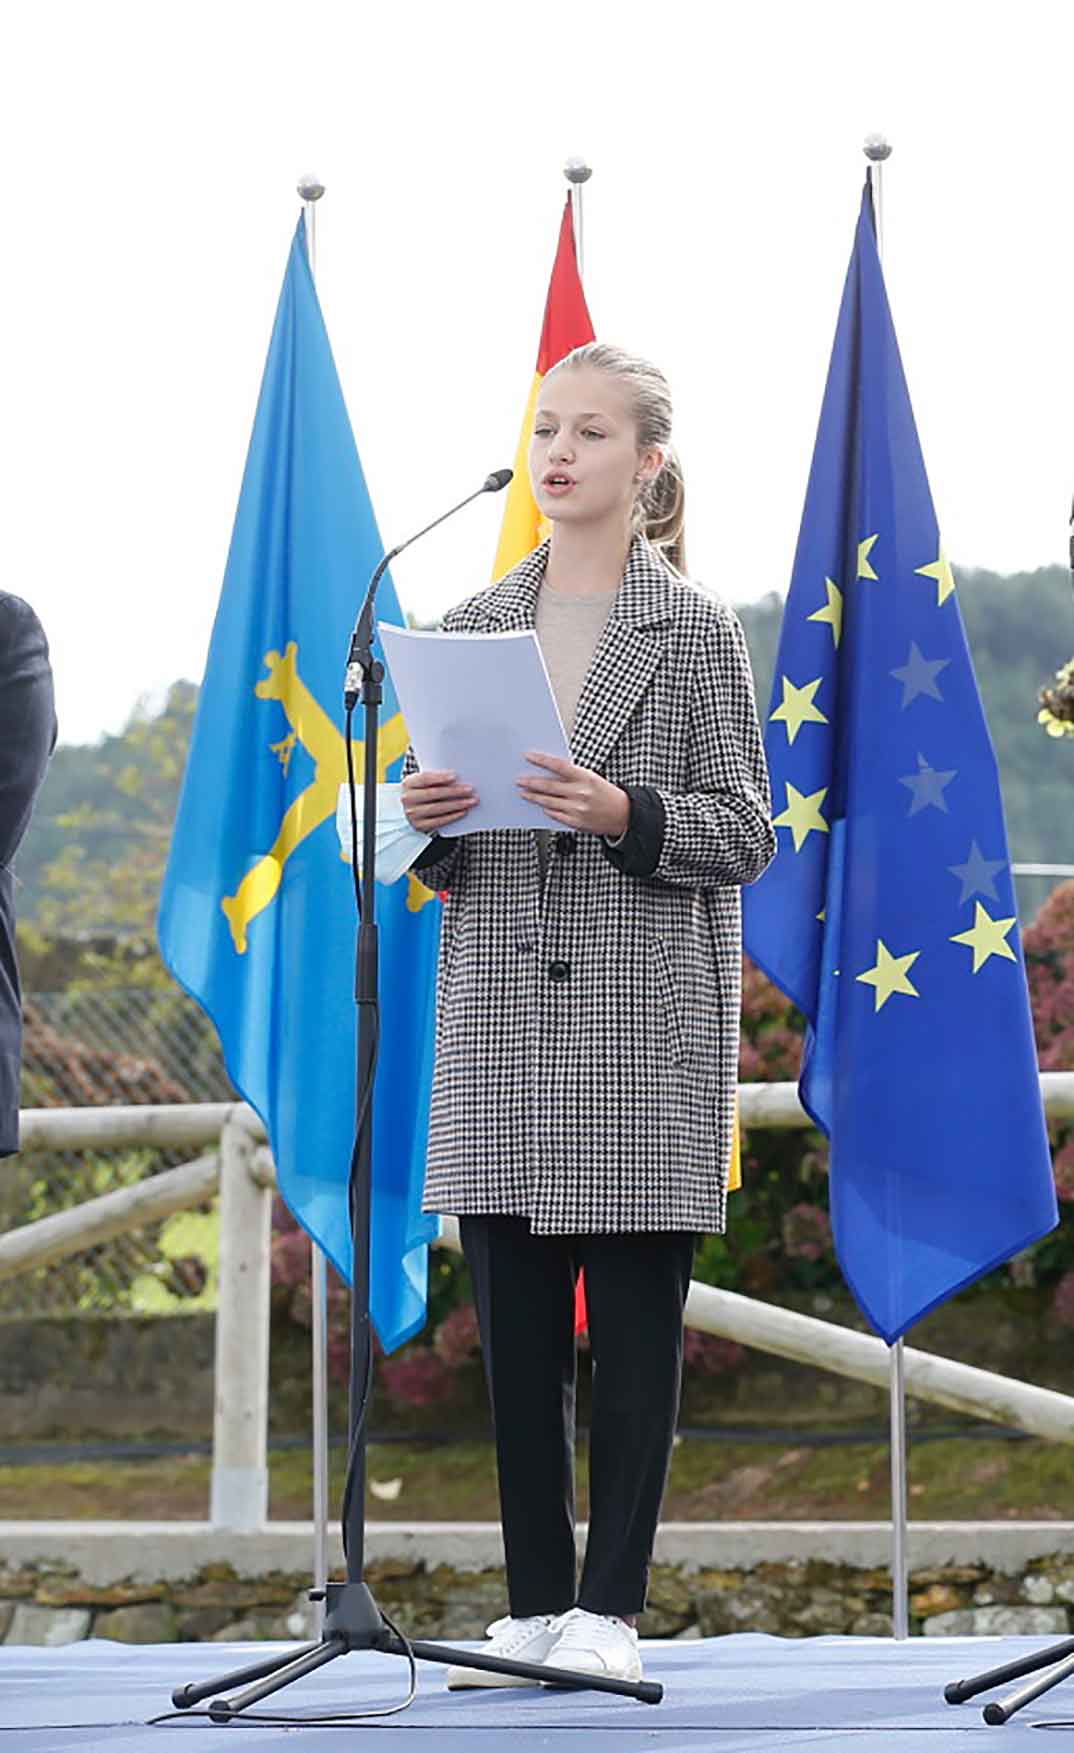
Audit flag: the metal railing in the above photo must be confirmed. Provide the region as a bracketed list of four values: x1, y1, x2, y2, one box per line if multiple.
[3, 1075, 1074, 1529]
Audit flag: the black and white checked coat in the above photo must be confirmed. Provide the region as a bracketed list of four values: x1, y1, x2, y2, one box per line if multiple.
[405, 536, 775, 1236]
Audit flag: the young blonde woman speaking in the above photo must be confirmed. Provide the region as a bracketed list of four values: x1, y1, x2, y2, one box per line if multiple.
[402, 343, 775, 1686]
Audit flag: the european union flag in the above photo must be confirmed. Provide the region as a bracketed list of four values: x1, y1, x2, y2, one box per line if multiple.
[743, 180, 1057, 1343]
[158, 216, 440, 1352]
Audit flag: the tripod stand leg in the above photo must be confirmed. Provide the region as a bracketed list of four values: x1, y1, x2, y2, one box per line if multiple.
[207, 1635, 347, 1720]
[172, 1640, 323, 1709]
[944, 1636, 1074, 1705]
[981, 1650, 1074, 1726]
[403, 1638, 662, 1705]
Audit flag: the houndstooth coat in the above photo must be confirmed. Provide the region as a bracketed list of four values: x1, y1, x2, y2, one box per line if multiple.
[405, 535, 775, 1236]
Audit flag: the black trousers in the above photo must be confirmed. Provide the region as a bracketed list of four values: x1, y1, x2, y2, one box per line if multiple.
[460, 1216, 695, 1619]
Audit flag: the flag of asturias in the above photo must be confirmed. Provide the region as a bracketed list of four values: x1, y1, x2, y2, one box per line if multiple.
[158, 216, 441, 1353]
[743, 179, 1057, 1343]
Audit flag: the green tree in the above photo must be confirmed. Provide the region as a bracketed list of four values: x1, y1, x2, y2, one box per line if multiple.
[20, 681, 196, 985]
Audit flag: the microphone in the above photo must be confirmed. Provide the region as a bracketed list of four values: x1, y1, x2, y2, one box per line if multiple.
[344, 468, 513, 708]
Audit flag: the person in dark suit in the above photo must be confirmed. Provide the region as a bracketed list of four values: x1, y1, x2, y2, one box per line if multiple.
[0, 593, 57, 1157]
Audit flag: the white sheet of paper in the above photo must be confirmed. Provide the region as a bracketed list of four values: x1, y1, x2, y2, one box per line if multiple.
[378, 623, 573, 836]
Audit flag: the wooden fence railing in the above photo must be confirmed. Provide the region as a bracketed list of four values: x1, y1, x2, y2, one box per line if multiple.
[3, 1073, 1073, 1529]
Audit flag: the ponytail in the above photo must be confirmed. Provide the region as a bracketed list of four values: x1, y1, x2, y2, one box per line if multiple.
[637, 445, 686, 575]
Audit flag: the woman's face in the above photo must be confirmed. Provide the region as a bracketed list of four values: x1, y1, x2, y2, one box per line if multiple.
[529, 365, 661, 530]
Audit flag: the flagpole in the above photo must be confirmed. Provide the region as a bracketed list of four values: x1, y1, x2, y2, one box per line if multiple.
[863, 129, 909, 1645]
[298, 169, 330, 1638]
[564, 156, 592, 285]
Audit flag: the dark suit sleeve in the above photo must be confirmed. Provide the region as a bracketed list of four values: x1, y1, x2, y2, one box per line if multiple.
[0, 594, 56, 1156]
[0, 594, 57, 869]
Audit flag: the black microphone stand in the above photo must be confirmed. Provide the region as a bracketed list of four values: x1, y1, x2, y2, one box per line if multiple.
[944, 1638, 1074, 1726]
[168, 474, 661, 1723]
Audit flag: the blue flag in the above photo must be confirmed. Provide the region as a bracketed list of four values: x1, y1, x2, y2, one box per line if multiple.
[743, 181, 1057, 1343]
[158, 217, 441, 1352]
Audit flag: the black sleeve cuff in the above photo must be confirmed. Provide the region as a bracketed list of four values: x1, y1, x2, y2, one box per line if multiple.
[599, 785, 666, 879]
[410, 834, 456, 874]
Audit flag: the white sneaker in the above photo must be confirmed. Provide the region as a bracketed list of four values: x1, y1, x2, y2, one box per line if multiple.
[445, 1614, 561, 1689]
[543, 1607, 642, 1683]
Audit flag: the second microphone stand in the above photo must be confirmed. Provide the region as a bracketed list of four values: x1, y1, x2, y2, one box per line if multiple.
[169, 492, 661, 1723]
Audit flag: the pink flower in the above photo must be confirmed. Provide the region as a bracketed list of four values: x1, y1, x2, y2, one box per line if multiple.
[271, 1228, 311, 1291]
[380, 1349, 456, 1410]
[433, 1303, 482, 1370]
[1053, 1269, 1074, 1331]
[1053, 1136, 1074, 1203]
[782, 1202, 832, 1261]
[682, 1330, 744, 1376]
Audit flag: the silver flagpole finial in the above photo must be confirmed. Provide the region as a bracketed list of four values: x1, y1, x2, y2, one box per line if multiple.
[298, 175, 325, 284]
[863, 134, 892, 163]
[564, 157, 592, 186]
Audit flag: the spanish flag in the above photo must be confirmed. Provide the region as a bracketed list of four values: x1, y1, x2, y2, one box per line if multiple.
[493, 193, 595, 580]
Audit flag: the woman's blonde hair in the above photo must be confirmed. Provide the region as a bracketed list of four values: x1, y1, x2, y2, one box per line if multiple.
[545, 341, 687, 574]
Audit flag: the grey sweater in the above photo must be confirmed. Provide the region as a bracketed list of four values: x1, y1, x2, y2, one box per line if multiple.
[533, 581, 618, 882]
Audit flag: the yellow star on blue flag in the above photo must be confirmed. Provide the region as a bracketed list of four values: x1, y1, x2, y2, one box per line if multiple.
[743, 176, 1056, 1343]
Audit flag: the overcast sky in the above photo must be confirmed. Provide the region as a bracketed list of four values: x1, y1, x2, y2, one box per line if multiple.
[5, 0, 1074, 746]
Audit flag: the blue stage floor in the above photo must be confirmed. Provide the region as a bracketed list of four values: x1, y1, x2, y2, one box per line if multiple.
[5, 1633, 1074, 1750]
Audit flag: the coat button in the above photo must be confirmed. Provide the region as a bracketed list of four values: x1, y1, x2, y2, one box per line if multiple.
[556, 833, 577, 858]
[548, 960, 571, 983]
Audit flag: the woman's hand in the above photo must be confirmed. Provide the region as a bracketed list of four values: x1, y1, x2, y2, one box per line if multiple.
[517, 752, 630, 837]
[402, 770, 478, 834]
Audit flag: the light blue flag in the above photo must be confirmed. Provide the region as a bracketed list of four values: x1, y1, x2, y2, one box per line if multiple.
[743, 180, 1057, 1343]
[158, 216, 441, 1352]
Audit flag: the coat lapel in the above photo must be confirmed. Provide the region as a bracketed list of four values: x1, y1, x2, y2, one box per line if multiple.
[570, 538, 673, 773]
[477, 535, 676, 774]
[479, 543, 548, 632]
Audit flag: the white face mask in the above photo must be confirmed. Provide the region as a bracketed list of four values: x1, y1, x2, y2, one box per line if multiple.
[336, 782, 432, 886]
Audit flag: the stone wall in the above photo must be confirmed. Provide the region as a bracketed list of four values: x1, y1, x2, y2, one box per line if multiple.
[5, 1554, 1074, 1646]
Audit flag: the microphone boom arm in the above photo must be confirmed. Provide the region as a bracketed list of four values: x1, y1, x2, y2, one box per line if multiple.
[344, 470, 512, 707]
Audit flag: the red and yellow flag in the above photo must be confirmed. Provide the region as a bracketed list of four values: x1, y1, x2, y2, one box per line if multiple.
[493, 195, 595, 581]
[493, 197, 741, 1336]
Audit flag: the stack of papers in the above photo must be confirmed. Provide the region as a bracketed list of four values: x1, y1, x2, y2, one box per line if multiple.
[378, 624, 572, 836]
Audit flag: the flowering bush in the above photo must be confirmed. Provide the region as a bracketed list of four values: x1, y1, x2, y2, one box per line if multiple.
[433, 1302, 482, 1368]
[1054, 1137, 1074, 1205]
[781, 1202, 833, 1262]
[1022, 881, 1074, 1323]
[1052, 1269, 1074, 1331]
[379, 1348, 457, 1410]
[381, 1303, 483, 1411]
[1025, 880, 1074, 1075]
[682, 1330, 744, 1376]
[269, 1199, 351, 1381]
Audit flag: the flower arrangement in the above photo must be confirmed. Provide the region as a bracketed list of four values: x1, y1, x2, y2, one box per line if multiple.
[1038, 658, 1074, 738]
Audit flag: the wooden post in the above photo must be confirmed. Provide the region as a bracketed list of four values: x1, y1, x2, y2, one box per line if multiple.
[210, 1108, 273, 1530]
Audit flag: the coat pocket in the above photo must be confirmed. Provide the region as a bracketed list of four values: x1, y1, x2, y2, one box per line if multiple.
[652, 937, 687, 1067]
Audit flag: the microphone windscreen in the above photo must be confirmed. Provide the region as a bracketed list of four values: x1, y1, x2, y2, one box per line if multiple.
[483, 468, 514, 492]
